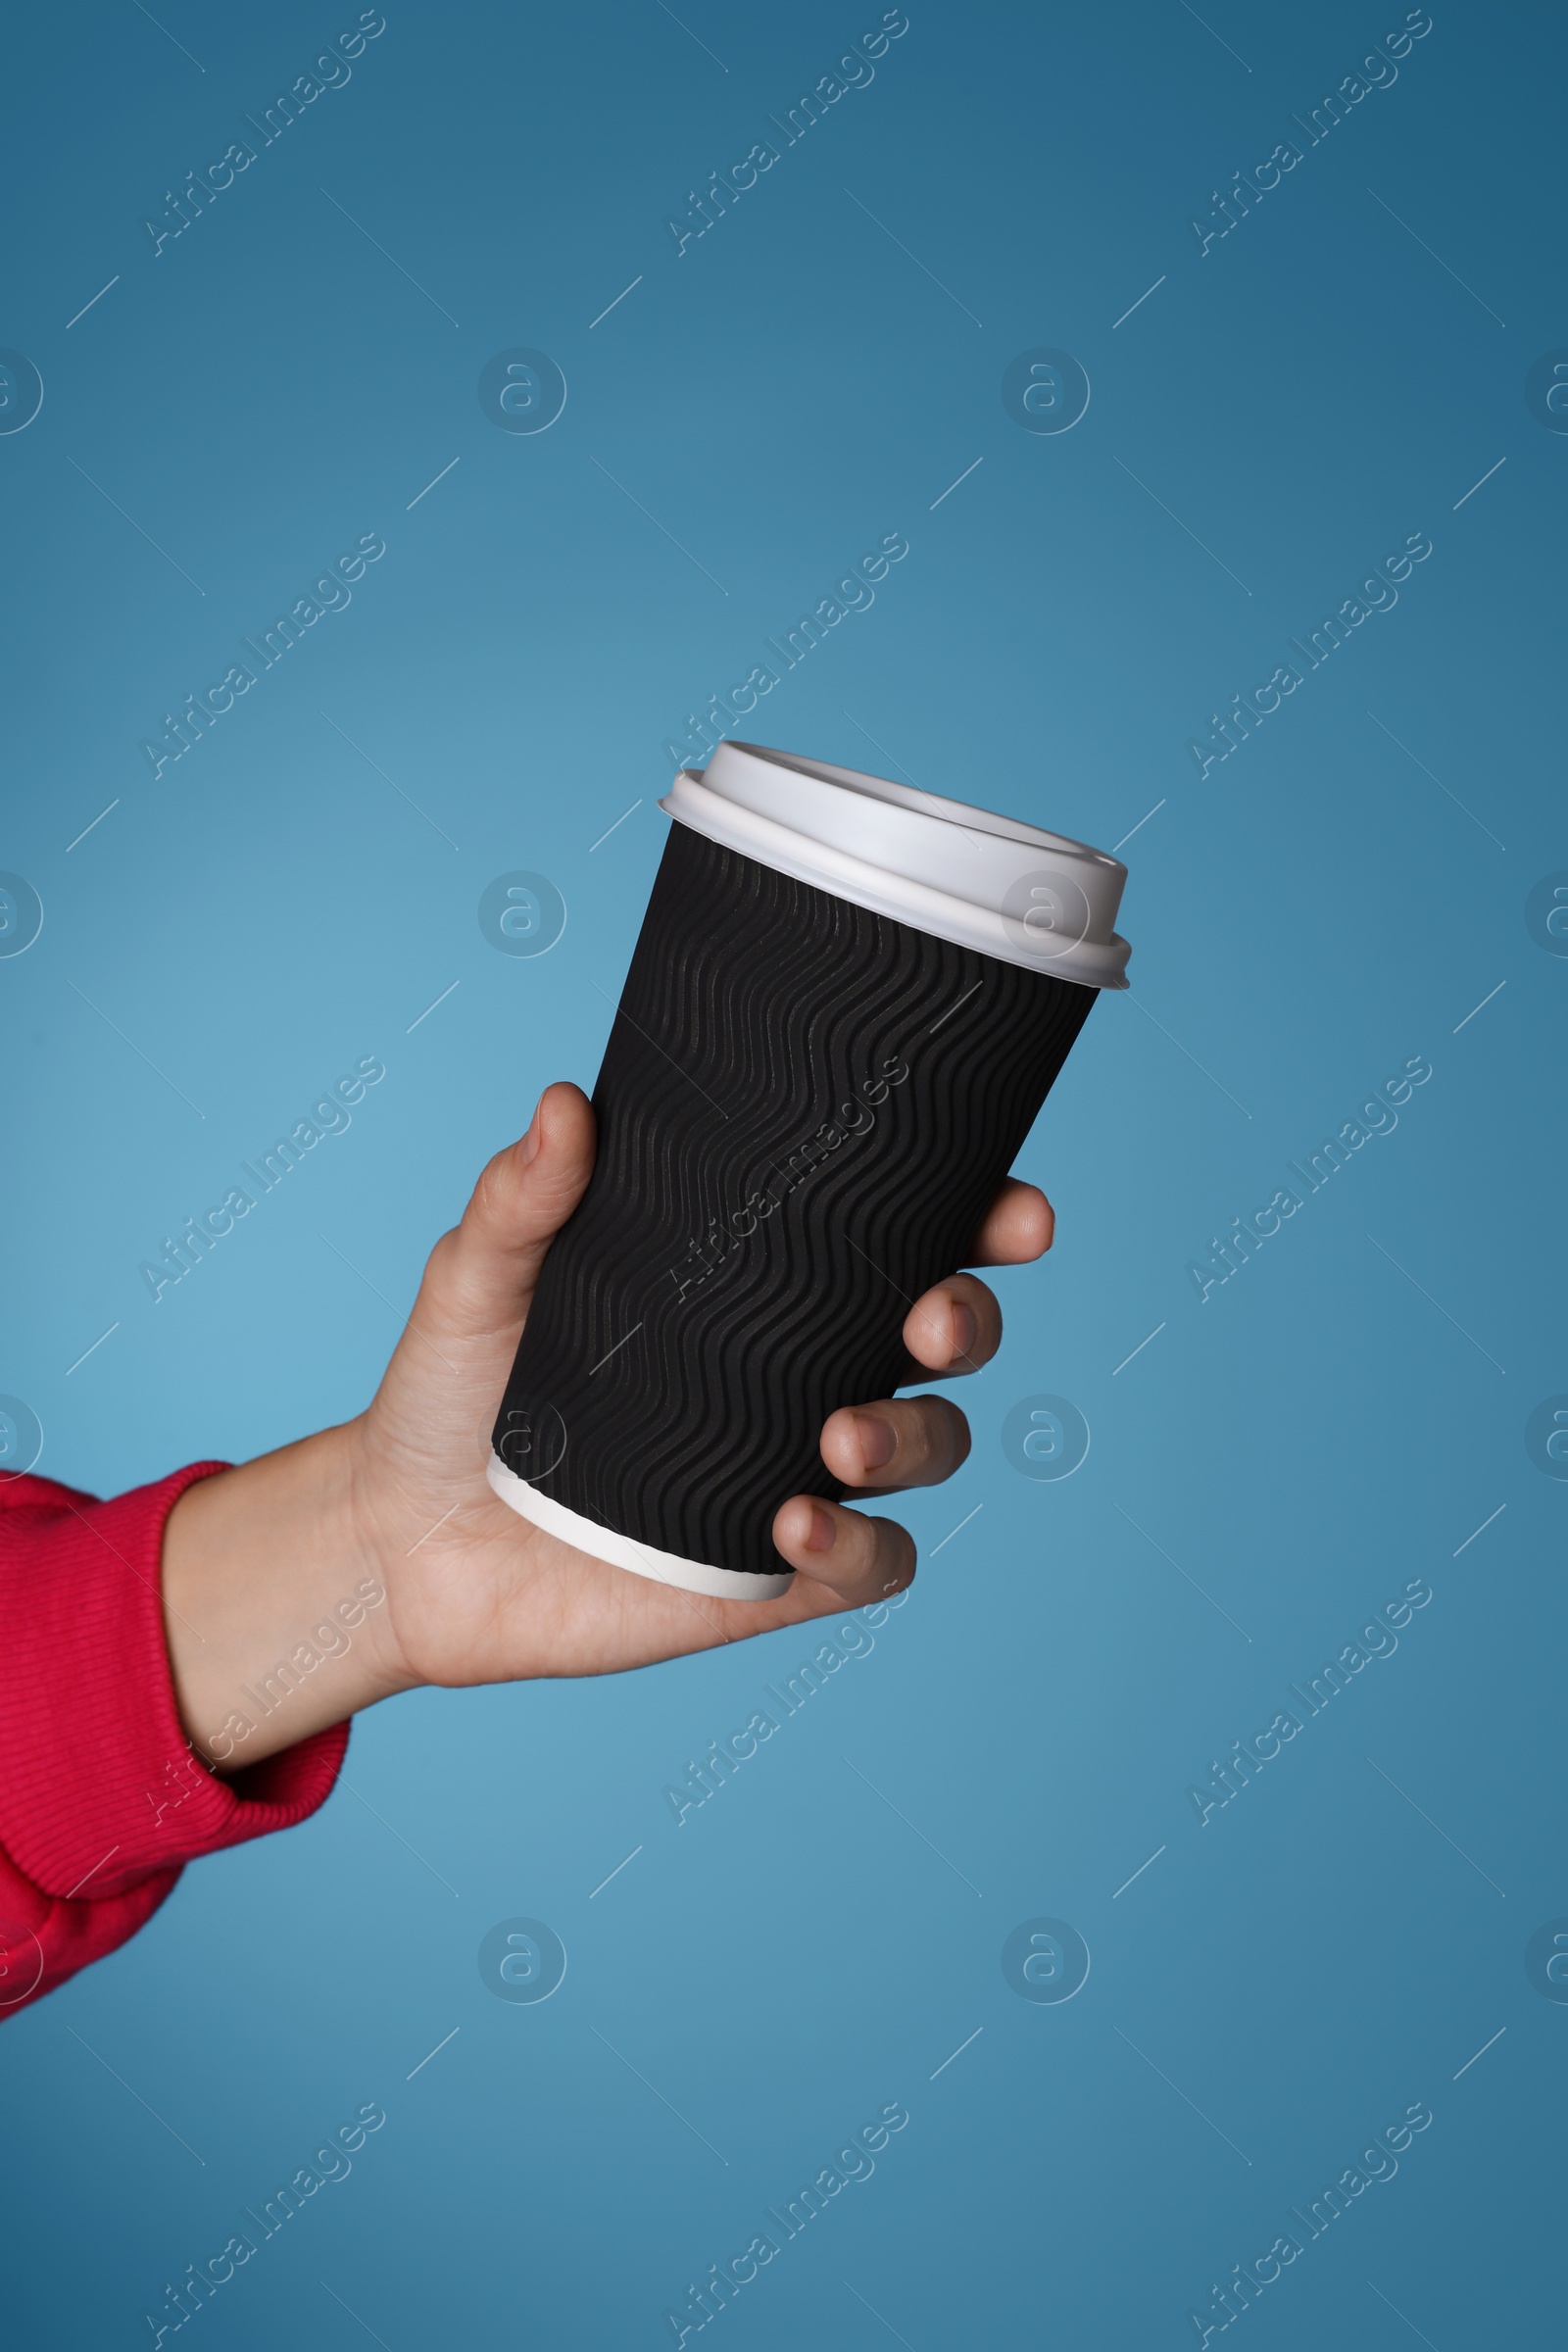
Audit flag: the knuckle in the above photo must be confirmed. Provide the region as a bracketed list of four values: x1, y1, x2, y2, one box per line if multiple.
[850, 1507, 884, 1564]
[470, 1149, 521, 1226]
[901, 1399, 943, 1460]
[908, 1396, 963, 1466]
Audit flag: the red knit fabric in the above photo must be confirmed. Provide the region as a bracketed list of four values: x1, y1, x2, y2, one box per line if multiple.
[0, 1464, 349, 2017]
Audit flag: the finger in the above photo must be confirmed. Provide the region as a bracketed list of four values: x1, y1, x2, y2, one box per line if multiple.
[419, 1082, 596, 1342]
[818, 1393, 970, 1491]
[901, 1273, 1001, 1377]
[771, 1494, 916, 1610]
[971, 1177, 1054, 1265]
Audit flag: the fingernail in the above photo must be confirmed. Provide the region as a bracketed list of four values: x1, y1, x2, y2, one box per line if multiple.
[517, 1095, 544, 1164]
[853, 1412, 897, 1472]
[951, 1302, 976, 1360]
[805, 1501, 837, 1553]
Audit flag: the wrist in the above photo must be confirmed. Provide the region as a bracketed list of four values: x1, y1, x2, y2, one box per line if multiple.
[163, 1417, 421, 1773]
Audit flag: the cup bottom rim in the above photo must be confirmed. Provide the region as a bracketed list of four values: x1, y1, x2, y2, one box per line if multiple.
[485, 1452, 795, 1599]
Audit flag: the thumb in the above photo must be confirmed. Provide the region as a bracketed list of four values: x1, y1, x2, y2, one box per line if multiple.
[420, 1082, 596, 1343]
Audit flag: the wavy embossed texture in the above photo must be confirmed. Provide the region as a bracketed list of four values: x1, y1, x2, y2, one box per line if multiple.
[491, 825, 1096, 1581]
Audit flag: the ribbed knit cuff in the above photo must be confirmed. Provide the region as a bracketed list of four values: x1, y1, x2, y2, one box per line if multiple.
[0, 1465, 350, 1903]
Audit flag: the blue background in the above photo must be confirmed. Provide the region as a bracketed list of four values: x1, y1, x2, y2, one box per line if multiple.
[1, 1, 1563, 2344]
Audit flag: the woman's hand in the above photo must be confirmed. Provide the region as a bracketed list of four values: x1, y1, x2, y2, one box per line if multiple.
[163, 1083, 1054, 1768]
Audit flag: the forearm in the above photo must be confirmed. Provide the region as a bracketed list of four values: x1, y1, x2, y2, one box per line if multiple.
[162, 1420, 415, 1773]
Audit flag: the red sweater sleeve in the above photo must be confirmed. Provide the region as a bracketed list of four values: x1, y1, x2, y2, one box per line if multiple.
[0, 1463, 348, 2017]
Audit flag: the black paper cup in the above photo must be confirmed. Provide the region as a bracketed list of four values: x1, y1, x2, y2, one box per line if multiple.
[488, 742, 1130, 1596]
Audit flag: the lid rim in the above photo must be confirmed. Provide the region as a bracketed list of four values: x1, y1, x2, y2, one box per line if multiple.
[661, 769, 1129, 991]
[726, 738, 1125, 868]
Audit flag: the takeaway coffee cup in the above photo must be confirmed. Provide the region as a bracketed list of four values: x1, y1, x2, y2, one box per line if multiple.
[487, 741, 1130, 1597]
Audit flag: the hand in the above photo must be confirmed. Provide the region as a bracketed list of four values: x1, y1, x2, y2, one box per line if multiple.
[163, 1084, 1054, 1768]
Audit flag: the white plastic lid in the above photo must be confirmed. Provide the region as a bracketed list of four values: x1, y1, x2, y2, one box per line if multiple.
[661, 741, 1130, 990]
